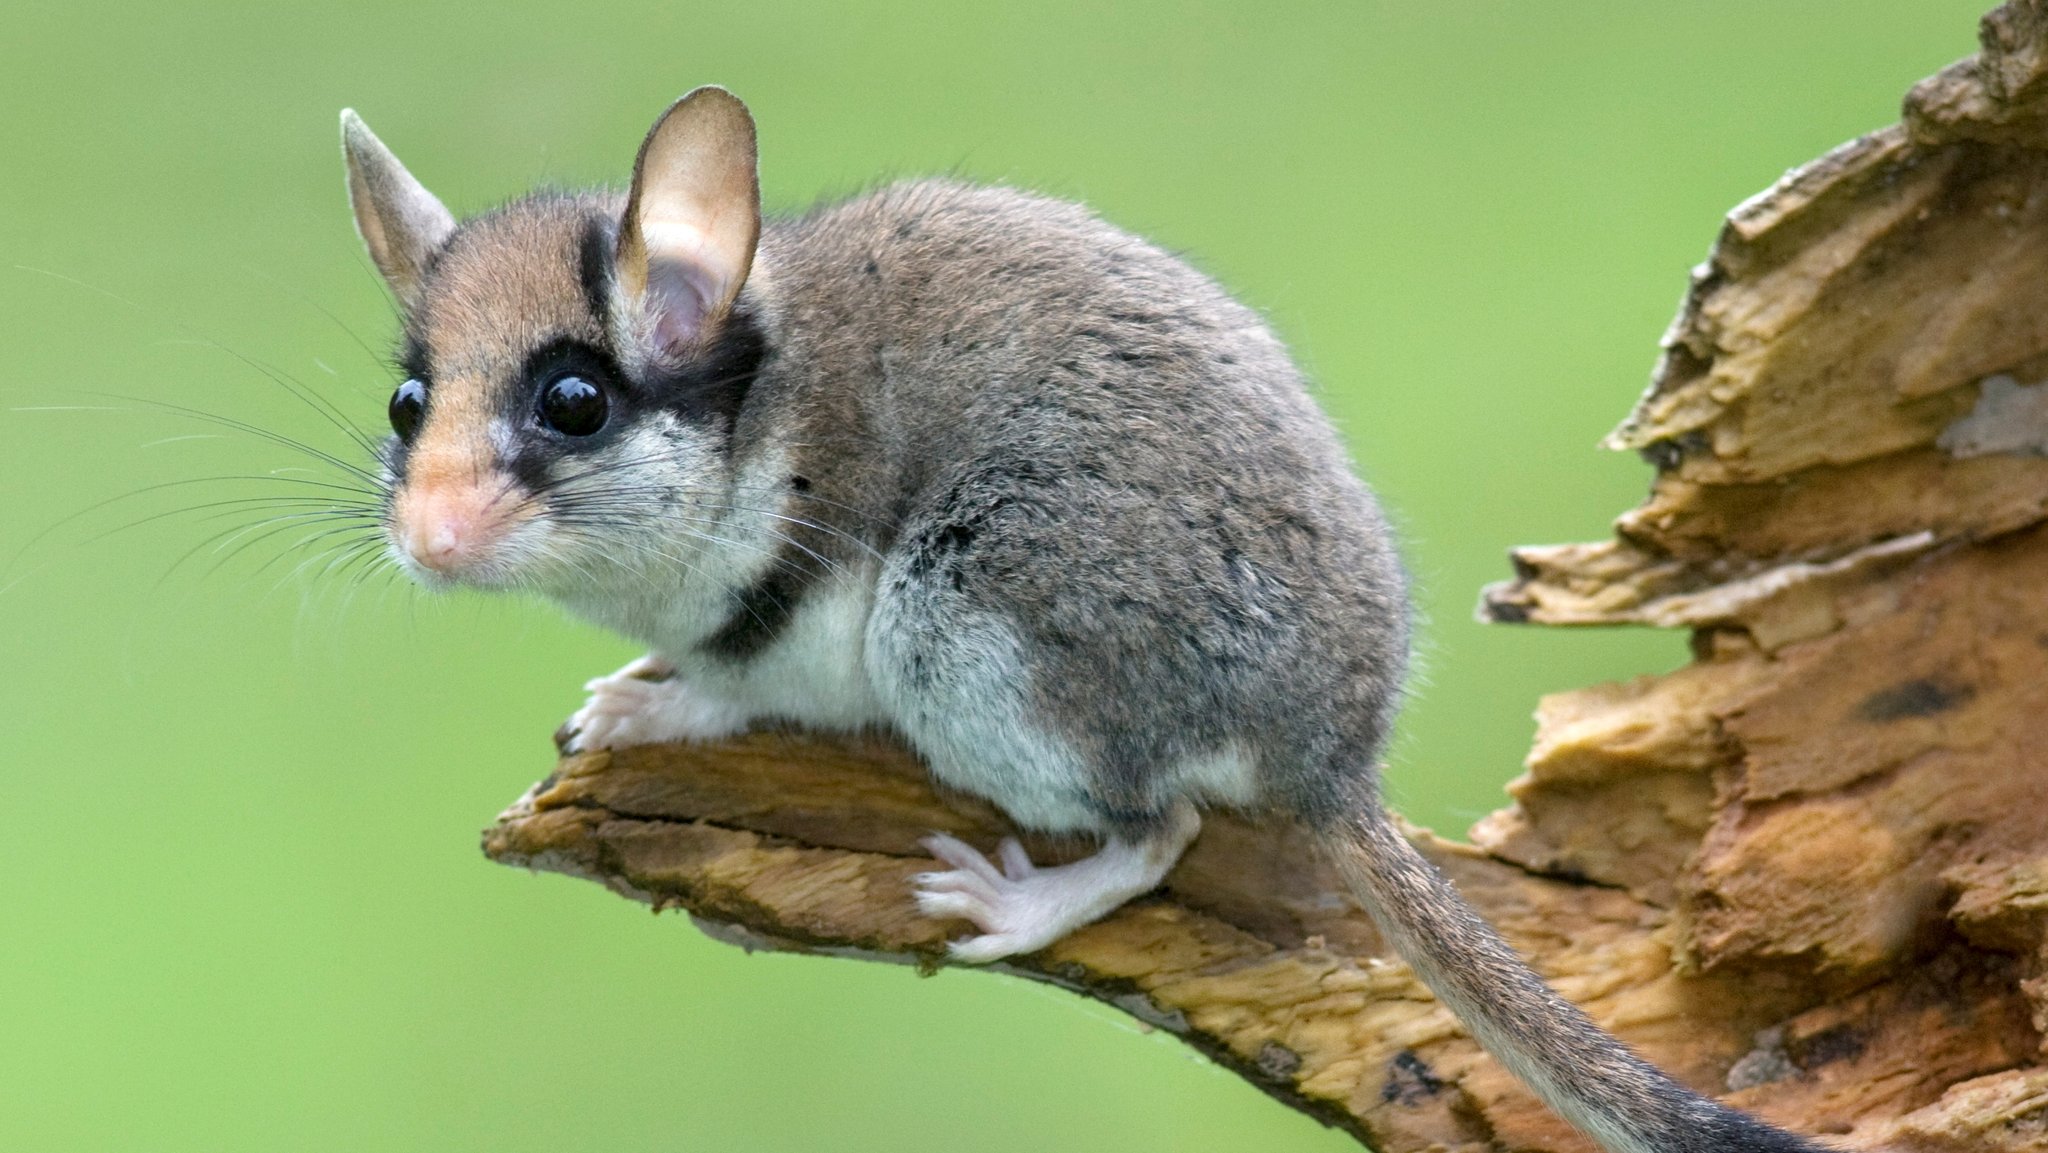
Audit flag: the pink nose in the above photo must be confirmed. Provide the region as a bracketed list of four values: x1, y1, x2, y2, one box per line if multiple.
[405, 516, 470, 573]
[396, 481, 511, 575]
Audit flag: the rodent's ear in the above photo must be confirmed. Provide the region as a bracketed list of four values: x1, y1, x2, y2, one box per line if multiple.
[340, 110, 455, 310]
[616, 86, 761, 355]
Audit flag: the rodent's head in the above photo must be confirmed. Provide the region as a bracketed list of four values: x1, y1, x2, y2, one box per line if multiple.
[340, 87, 764, 592]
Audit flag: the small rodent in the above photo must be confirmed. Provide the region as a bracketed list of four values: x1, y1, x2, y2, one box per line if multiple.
[340, 87, 1820, 1153]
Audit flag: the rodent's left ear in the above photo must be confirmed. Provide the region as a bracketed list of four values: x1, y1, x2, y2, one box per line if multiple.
[616, 86, 761, 356]
[340, 110, 455, 310]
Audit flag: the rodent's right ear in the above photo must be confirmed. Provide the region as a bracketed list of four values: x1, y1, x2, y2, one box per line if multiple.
[616, 87, 761, 358]
[340, 110, 455, 310]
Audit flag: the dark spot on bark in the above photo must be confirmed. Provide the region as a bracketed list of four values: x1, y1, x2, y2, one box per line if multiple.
[1484, 597, 1531, 624]
[1639, 429, 1710, 472]
[1380, 1050, 1444, 1106]
[1790, 1023, 1866, 1069]
[1859, 677, 1974, 721]
[1254, 1041, 1302, 1080]
[1641, 439, 1684, 471]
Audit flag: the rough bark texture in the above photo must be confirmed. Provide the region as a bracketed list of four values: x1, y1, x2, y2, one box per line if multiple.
[483, 6, 2048, 1149]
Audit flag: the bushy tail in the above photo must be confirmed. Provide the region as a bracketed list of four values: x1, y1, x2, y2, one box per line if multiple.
[1318, 808, 1826, 1153]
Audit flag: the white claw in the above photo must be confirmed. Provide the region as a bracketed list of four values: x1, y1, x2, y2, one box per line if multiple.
[913, 890, 987, 922]
[922, 833, 1006, 886]
[945, 932, 1032, 964]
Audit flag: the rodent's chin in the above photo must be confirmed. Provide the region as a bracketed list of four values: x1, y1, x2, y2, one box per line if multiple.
[384, 541, 529, 592]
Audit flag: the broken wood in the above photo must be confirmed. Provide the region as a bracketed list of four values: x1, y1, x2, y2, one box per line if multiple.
[484, 4, 2048, 1147]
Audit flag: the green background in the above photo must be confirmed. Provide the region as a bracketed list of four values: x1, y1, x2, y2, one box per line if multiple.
[0, 2, 1989, 1150]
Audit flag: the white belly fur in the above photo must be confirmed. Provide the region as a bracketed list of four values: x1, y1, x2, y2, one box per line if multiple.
[663, 567, 891, 733]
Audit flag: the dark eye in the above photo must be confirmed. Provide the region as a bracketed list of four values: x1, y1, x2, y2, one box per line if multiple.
[539, 374, 608, 436]
[388, 379, 427, 442]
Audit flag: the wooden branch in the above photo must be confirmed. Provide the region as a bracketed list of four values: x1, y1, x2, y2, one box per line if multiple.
[483, 5, 2048, 1149]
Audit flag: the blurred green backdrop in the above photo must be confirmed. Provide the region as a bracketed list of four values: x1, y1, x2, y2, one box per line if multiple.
[0, 2, 1990, 1150]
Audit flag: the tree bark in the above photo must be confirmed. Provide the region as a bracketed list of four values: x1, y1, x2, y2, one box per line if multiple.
[483, 5, 2048, 1148]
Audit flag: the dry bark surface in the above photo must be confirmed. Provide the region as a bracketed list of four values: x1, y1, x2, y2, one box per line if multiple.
[483, 5, 2048, 1148]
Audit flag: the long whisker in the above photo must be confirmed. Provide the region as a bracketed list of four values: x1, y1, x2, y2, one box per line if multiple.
[555, 504, 832, 579]
[16, 264, 386, 460]
[76, 390, 388, 488]
[294, 535, 397, 598]
[88, 497, 377, 546]
[237, 520, 387, 582]
[160, 509, 380, 586]
[546, 523, 785, 640]
[239, 263, 400, 385]
[5, 471, 382, 577]
[551, 492, 873, 575]
[515, 449, 886, 562]
[522, 445, 891, 533]
[542, 497, 845, 580]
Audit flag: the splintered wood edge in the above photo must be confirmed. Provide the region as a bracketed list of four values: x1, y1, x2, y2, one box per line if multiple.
[1479, 1, 2048, 634]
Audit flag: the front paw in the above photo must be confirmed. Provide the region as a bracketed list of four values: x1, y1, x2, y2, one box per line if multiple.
[558, 656, 749, 753]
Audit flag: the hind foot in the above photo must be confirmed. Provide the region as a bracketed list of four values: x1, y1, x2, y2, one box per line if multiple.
[912, 804, 1200, 962]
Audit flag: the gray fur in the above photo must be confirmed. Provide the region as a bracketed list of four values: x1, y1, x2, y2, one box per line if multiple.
[346, 104, 1823, 1153]
[760, 182, 1410, 835]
